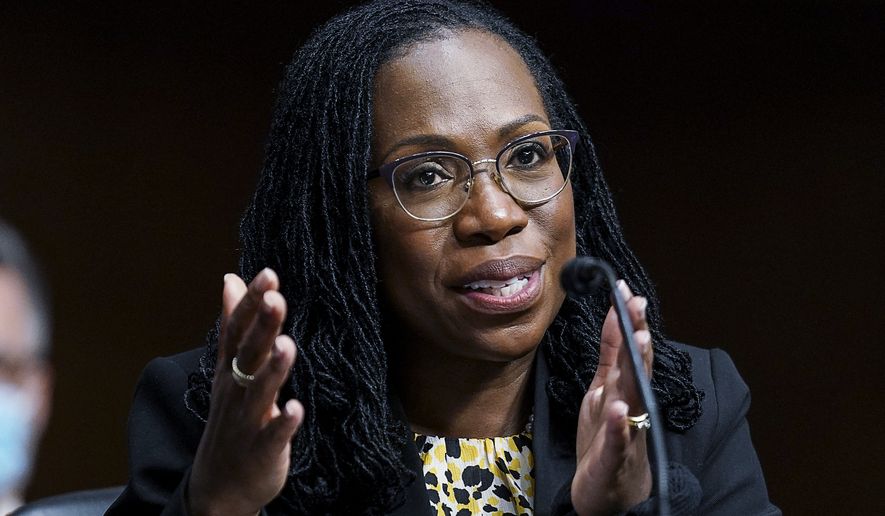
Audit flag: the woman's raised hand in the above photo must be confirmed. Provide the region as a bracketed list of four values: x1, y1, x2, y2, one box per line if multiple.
[571, 280, 654, 515]
[188, 269, 304, 516]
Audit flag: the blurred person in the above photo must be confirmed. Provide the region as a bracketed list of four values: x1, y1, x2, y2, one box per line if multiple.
[0, 220, 53, 514]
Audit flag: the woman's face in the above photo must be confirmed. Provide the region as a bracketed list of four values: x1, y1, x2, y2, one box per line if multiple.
[369, 30, 576, 363]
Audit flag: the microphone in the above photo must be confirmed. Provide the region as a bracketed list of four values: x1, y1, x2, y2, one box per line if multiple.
[560, 256, 671, 516]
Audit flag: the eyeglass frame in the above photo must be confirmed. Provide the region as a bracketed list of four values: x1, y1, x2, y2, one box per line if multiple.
[367, 129, 580, 221]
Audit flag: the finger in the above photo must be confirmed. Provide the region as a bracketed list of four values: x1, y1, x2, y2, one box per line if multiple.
[599, 400, 631, 468]
[579, 392, 629, 478]
[623, 295, 651, 376]
[625, 295, 651, 378]
[221, 268, 279, 366]
[243, 335, 297, 423]
[606, 361, 646, 420]
[604, 364, 622, 398]
[601, 367, 631, 441]
[218, 274, 248, 364]
[614, 288, 647, 367]
[634, 329, 653, 380]
[591, 306, 621, 391]
[627, 295, 648, 334]
[614, 328, 651, 416]
[596, 281, 634, 379]
[222, 274, 248, 320]
[593, 281, 641, 391]
[616, 279, 634, 303]
[255, 398, 304, 459]
[577, 385, 606, 456]
[237, 290, 287, 374]
[607, 320, 648, 416]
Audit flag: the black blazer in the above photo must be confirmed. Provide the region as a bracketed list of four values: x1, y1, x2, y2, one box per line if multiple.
[107, 343, 780, 515]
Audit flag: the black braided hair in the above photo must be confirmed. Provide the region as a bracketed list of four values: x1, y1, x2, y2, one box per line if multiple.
[185, 1, 703, 513]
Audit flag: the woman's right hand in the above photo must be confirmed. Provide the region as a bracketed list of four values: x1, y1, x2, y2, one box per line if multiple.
[187, 269, 304, 516]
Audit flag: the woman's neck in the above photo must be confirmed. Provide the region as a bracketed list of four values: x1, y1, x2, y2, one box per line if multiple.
[391, 344, 536, 438]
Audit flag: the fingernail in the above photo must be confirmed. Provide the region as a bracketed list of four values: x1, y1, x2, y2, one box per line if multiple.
[262, 290, 276, 312]
[635, 329, 651, 345]
[249, 268, 266, 288]
[637, 296, 648, 313]
[285, 399, 299, 417]
[617, 279, 630, 297]
[223, 273, 234, 284]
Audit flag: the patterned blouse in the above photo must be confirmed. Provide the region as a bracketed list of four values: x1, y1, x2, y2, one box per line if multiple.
[414, 431, 535, 516]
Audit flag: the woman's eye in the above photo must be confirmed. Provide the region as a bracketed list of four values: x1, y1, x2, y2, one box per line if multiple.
[401, 162, 453, 189]
[508, 142, 549, 168]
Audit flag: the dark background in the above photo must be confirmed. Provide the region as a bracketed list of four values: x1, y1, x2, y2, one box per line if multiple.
[1, 1, 883, 513]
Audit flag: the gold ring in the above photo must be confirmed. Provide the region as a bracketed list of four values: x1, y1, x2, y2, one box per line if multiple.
[231, 356, 255, 387]
[627, 413, 650, 430]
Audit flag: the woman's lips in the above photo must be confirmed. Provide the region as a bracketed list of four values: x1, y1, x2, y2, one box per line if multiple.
[455, 267, 543, 314]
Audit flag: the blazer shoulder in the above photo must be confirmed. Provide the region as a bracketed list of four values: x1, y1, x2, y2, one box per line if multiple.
[663, 343, 780, 514]
[666, 341, 748, 402]
[662, 342, 752, 465]
[128, 346, 207, 430]
[144, 347, 205, 376]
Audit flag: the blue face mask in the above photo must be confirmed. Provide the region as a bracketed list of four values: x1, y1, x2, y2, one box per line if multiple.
[0, 381, 35, 494]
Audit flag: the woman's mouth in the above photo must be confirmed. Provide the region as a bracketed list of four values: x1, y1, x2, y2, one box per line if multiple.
[463, 273, 531, 297]
[456, 267, 543, 314]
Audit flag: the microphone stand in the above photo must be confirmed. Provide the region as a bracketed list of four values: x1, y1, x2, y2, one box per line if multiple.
[562, 256, 670, 516]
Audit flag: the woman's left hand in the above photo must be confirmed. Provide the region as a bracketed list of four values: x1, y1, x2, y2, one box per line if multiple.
[571, 280, 654, 515]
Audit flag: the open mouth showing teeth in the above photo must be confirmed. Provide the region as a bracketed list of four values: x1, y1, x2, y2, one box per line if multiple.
[463, 274, 531, 297]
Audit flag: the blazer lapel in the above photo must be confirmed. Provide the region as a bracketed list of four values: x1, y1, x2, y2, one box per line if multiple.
[532, 346, 577, 516]
[386, 391, 433, 516]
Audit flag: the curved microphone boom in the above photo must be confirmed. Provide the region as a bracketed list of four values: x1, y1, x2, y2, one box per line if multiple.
[561, 256, 671, 516]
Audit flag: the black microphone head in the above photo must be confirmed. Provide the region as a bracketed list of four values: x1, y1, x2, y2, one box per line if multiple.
[560, 256, 606, 297]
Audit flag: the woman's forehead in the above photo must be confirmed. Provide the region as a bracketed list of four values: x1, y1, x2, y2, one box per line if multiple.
[372, 30, 548, 158]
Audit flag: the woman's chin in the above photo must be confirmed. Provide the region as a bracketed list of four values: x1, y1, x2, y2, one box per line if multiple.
[445, 328, 546, 364]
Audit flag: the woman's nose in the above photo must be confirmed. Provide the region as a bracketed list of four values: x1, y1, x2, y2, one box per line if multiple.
[452, 167, 528, 244]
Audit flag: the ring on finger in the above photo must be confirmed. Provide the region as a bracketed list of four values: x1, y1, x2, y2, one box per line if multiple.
[626, 412, 651, 430]
[231, 356, 256, 387]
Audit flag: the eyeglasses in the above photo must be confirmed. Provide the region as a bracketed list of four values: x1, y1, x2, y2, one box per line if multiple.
[0, 351, 43, 384]
[367, 129, 579, 221]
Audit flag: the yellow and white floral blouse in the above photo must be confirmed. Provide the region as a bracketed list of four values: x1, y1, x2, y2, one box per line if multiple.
[414, 431, 534, 516]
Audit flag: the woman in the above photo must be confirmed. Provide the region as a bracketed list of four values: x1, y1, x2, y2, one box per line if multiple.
[109, 1, 778, 514]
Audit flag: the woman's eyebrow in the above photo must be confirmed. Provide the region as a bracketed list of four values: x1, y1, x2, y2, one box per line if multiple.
[497, 113, 549, 138]
[379, 113, 549, 163]
[380, 134, 458, 163]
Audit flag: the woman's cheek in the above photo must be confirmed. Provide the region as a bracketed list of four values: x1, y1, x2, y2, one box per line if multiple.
[531, 187, 576, 251]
